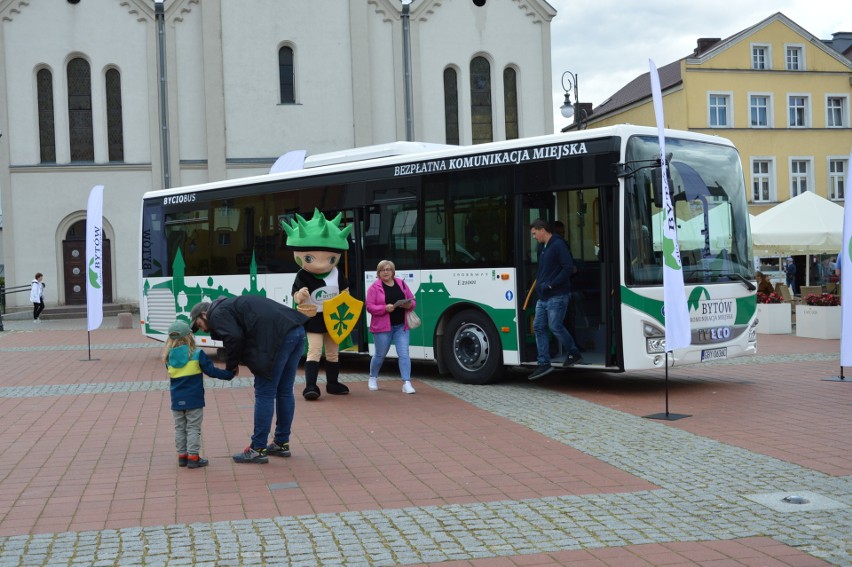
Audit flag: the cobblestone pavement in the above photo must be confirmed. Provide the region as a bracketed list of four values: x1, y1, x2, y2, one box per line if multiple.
[0, 317, 848, 566]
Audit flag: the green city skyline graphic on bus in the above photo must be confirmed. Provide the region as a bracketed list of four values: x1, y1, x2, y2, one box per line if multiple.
[144, 248, 518, 353]
[143, 248, 264, 335]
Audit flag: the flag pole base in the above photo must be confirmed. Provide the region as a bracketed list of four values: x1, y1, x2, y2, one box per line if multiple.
[643, 412, 691, 421]
[822, 367, 848, 382]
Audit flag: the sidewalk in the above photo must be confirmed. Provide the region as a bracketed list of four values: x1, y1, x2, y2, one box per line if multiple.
[0, 318, 848, 566]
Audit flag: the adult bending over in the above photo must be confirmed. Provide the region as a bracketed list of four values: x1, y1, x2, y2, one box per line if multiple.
[190, 296, 308, 464]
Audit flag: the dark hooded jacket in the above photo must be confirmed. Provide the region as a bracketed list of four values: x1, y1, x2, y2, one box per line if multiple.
[205, 295, 308, 378]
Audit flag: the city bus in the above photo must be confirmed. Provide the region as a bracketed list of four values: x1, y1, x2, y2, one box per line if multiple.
[140, 125, 757, 384]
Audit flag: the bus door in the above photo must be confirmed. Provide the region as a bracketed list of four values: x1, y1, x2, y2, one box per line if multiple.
[521, 187, 610, 368]
[360, 180, 425, 360]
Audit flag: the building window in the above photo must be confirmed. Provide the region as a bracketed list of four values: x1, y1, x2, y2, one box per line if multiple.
[785, 46, 803, 70]
[67, 57, 94, 161]
[749, 95, 770, 127]
[443, 68, 459, 145]
[751, 45, 769, 70]
[752, 159, 772, 203]
[826, 96, 847, 128]
[790, 159, 811, 197]
[36, 68, 56, 163]
[788, 95, 808, 128]
[278, 46, 295, 104]
[503, 67, 518, 140]
[470, 56, 493, 145]
[105, 68, 124, 162]
[829, 158, 846, 201]
[708, 93, 730, 127]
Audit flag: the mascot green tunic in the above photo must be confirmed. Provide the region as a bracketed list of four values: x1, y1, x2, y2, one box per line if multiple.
[282, 209, 361, 400]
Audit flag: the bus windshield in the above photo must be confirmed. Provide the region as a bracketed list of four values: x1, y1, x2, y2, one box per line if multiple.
[624, 135, 752, 286]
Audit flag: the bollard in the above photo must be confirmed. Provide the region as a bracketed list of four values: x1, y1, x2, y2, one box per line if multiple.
[117, 312, 134, 329]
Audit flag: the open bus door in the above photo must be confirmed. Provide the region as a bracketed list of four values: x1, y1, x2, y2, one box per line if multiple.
[520, 187, 612, 369]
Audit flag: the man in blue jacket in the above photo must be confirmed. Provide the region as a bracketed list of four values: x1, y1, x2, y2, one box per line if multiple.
[529, 218, 583, 380]
[190, 295, 308, 464]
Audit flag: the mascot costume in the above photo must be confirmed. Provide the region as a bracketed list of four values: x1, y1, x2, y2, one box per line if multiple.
[282, 209, 362, 400]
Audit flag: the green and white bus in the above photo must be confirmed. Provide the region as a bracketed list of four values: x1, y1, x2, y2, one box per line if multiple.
[140, 124, 757, 384]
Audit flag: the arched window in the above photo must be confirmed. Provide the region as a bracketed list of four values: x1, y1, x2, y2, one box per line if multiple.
[67, 58, 94, 161]
[503, 67, 518, 140]
[470, 56, 492, 144]
[105, 68, 124, 162]
[279, 46, 295, 104]
[443, 68, 460, 145]
[37, 68, 56, 163]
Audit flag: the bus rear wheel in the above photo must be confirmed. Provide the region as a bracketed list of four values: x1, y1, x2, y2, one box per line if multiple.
[442, 310, 503, 385]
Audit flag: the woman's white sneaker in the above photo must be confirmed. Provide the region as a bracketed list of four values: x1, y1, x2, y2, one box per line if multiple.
[368, 377, 378, 391]
[402, 381, 416, 394]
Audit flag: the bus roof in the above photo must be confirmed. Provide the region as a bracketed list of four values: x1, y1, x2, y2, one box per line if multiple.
[303, 141, 454, 168]
[142, 125, 735, 201]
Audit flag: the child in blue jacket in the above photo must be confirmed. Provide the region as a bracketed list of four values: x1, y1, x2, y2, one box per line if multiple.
[164, 320, 234, 468]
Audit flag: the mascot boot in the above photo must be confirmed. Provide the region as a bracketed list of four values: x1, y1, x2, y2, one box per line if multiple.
[303, 360, 321, 401]
[324, 361, 349, 395]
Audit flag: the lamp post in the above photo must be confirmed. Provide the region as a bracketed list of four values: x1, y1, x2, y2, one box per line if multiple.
[560, 71, 587, 130]
[154, 0, 171, 189]
[401, 0, 414, 141]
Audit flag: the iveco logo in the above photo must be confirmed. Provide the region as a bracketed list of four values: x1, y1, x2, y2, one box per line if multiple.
[697, 327, 732, 342]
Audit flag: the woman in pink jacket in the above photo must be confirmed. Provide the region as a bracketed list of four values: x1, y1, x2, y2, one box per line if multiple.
[366, 260, 417, 394]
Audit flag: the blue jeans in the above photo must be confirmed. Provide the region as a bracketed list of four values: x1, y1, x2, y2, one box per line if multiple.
[370, 324, 411, 381]
[251, 326, 305, 449]
[534, 294, 580, 366]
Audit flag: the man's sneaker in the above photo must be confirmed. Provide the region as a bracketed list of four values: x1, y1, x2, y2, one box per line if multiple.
[368, 377, 378, 391]
[178, 454, 188, 467]
[267, 441, 291, 458]
[232, 446, 268, 464]
[563, 353, 584, 367]
[187, 456, 208, 469]
[402, 381, 416, 394]
[528, 365, 554, 381]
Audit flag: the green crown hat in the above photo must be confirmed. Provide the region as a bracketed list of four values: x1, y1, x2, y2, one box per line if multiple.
[282, 208, 352, 251]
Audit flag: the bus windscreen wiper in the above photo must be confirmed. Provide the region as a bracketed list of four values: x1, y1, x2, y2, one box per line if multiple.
[724, 272, 756, 291]
[682, 268, 756, 290]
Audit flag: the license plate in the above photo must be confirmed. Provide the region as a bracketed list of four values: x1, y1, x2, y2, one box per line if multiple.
[701, 347, 727, 361]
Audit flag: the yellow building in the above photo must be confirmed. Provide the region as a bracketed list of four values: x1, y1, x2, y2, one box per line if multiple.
[585, 12, 852, 216]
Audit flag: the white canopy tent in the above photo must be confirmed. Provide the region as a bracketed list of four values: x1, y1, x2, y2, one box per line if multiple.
[751, 191, 844, 287]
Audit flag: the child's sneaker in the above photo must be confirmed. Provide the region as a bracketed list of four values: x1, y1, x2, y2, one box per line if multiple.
[178, 454, 188, 467]
[267, 441, 291, 458]
[402, 381, 416, 394]
[368, 377, 378, 391]
[232, 446, 268, 464]
[187, 455, 208, 468]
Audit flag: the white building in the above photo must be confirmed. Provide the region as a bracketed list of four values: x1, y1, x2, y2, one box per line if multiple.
[0, 0, 557, 308]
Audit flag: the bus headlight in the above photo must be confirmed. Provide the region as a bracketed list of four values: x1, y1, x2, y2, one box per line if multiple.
[643, 322, 666, 354]
[748, 325, 757, 342]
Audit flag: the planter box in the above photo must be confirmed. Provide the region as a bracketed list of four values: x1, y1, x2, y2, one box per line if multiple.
[756, 303, 791, 334]
[795, 305, 841, 339]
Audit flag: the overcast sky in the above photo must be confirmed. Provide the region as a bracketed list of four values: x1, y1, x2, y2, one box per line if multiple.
[547, 0, 852, 132]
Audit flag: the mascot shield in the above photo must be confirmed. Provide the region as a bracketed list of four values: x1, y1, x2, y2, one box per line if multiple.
[322, 291, 363, 344]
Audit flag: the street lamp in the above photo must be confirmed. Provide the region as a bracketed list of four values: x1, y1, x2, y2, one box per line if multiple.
[560, 71, 587, 129]
[401, 0, 414, 141]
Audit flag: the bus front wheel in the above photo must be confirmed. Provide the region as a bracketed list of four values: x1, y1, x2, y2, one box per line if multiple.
[442, 310, 503, 385]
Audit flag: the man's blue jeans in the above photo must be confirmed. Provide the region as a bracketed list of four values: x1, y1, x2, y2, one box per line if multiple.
[369, 323, 411, 380]
[534, 294, 580, 366]
[251, 326, 305, 449]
